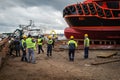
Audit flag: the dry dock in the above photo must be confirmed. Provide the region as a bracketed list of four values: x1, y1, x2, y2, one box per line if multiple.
[0, 39, 120, 80]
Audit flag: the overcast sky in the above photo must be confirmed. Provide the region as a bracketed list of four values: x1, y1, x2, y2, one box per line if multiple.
[0, 0, 83, 33]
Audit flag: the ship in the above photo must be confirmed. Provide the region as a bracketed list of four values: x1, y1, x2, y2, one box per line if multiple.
[63, 0, 120, 41]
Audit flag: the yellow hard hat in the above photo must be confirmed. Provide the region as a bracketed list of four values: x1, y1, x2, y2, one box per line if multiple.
[48, 36, 52, 39]
[84, 34, 88, 37]
[70, 36, 74, 39]
[23, 35, 27, 38]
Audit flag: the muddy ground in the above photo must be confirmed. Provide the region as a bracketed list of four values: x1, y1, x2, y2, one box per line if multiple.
[0, 45, 120, 80]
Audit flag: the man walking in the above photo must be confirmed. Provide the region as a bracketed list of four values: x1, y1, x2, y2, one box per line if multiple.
[68, 36, 77, 61]
[84, 34, 90, 59]
[47, 36, 53, 57]
[37, 36, 44, 54]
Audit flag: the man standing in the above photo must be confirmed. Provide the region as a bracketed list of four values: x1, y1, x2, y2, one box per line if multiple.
[68, 36, 77, 61]
[9, 38, 15, 56]
[47, 36, 53, 57]
[21, 35, 27, 62]
[37, 36, 44, 54]
[26, 35, 36, 64]
[14, 37, 21, 57]
[84, 34, 90, 59]
[52, 34, 55, 48]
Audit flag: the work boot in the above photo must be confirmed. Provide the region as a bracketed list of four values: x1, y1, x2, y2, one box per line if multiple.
[47, 53, 49, 57]
[50, 53, 52, 56]
[25, 58, 28, 62]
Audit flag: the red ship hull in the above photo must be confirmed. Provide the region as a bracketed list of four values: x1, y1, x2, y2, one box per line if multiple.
[64, 26, 120, 40]
[63, 0, 120, 40]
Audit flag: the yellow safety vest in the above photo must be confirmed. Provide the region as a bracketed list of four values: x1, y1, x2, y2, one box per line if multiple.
[84, 38, 90, 47]
[38, 38, 42, 45]
[47, 39, 53, 44]
[26, 38, 35, 48]
[21, 39, 25, 47]
[68, 40, 78, 48]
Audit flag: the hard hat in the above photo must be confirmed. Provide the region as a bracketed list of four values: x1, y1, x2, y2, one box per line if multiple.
[84, 34, 88, 37]
[48, 36, 52, 39]
[32, 37, 34, 39]
[70, 36, 74, 39]
[23, 35, 27, 38]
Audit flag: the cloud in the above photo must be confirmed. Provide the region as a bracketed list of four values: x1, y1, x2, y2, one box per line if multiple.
[0, 0, 83, 33]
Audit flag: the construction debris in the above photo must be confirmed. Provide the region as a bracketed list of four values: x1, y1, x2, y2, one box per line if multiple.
[91, 59, 120, 65]
[97, 52, 117, 58]
[0, 38, 9, 68]
[59, 45, 68, 50]
[0, 57, 1, 67]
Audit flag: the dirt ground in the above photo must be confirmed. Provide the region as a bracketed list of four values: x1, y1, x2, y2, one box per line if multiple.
[0, 44, 120, 80]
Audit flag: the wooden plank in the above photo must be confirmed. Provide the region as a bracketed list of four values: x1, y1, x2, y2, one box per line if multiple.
[0, 57, 1, 68]
[97, 52, 117, 58]
[91, 59, 120, 65]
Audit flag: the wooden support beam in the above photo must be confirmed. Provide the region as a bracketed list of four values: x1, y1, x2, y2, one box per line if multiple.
[97, 52, 117, 58]
[0, 57, 2, 68]
[91, 59, 120, 65]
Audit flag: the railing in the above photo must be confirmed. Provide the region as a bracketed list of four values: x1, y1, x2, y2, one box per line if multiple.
[63, 2, 120, 19]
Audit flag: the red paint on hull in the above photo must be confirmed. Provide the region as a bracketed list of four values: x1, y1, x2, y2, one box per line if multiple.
[64, 27, 120, 40]
[63, 0, 120, 40]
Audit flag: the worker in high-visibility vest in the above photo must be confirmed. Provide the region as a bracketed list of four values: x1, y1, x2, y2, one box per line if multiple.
[37, 36, 44, 54]
[84, 34, 90, 59]
[21, 35, 27, 62]
[68, 36, 77, 61]
[26, 35, 36, 64]
[52, 35, 55, 48]
[47, 36, 53, 57]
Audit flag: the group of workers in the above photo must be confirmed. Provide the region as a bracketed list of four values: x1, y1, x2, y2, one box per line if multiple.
[9, 33, 90, 63]
[9, 34, 54, 64]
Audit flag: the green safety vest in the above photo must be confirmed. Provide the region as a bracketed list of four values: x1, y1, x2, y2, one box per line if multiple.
[68, 40, 78, 48]
[84, 38, 90, 47]
[26, 38, 35, 48]
[38, 38, 42, 45]
[33, 42, 36, 50]
[21, 39, 26, 48]
[47, 39, 53, 44]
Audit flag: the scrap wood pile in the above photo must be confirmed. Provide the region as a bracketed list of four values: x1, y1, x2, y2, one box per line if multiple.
[0, 38, 9, 68]
[91, 52, 120, 65]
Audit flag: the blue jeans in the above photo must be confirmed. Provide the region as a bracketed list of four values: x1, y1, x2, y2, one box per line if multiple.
[47, 44, 52, 57]
[69, 49, 75, 61]
[27, 48, 35, 63]
[21, 48, 27, 62]
[38, 45, 44, 54]
[84, 47, 89, 59]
